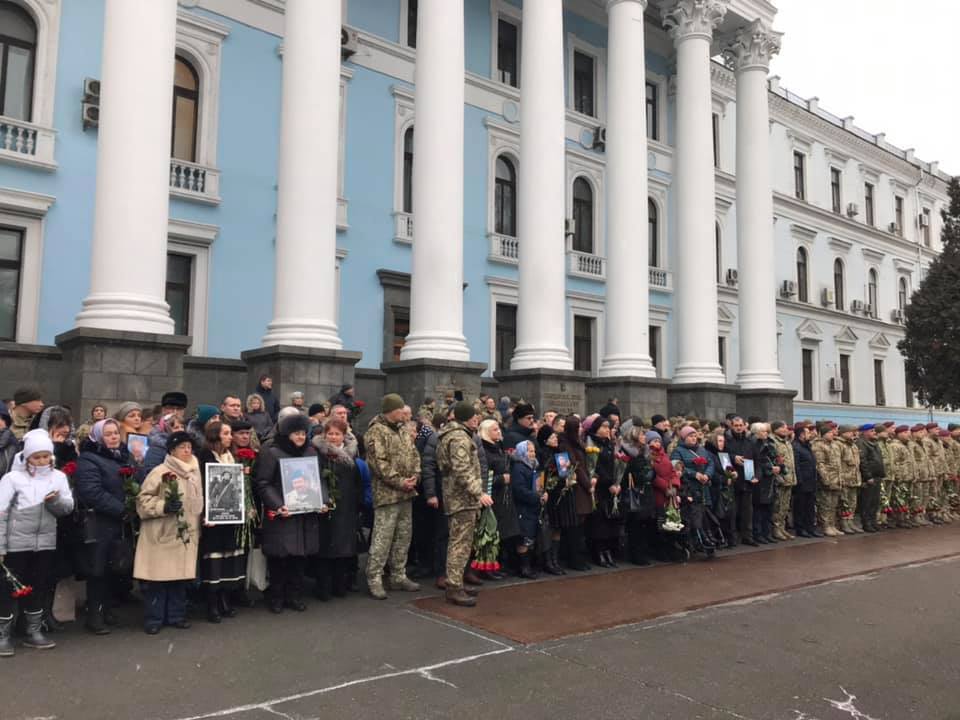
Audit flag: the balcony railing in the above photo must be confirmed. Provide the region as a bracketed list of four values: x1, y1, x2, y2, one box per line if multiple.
[0, 115, 56, 170]
[169, 159, 221, 204]
[567, 250, 605, 280]
[393, 212, 414, 243]
[649, 267, 673, 290]
[489, 233, 519, 264]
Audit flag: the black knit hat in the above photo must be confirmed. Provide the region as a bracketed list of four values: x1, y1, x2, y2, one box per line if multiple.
[308, 403, 325, 417]
[279, 413, 311, 436]
[513, 403, 535, 420]
[651, 414, 666, 426]
[166, 431, 196, 453]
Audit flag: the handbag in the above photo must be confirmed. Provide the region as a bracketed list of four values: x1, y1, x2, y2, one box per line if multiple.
[622, 470, 655, 520]
[246, 548, 269, 592]
[79, 507, 99, 545]
[107, 524, 134, 575]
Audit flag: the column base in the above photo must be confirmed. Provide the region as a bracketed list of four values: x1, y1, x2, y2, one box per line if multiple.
[398, 332, 471, 363]
[75, 293, 175, 335]
[381, 358, 487, 412]
[261, 319, 343, 350]
[585, 376, 670, 422]
[509, 345, 573, 372]
[736, 388, 797, 423]
[667, 382, 739, 420]
[671, 363, 727, 385]
[241, 345, 362, 411]
[736, 369, 785, 390]
[494, 368, 591, 417]
[56, 328, 191, 419]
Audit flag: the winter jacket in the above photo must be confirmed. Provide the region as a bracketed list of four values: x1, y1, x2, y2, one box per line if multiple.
[484, 439, 519, 539]
[365, 414, 420, 508]
[811, 438, 842, 490]
[752, 436, 780, 505]
[134, 454, 203, 581]
[502, 422, 535, 452]
[0, 428, 19, 478]
[510, 457, 541, 540]
[857, 437, 886, 483]
[247, 410, 273, 442]
[141, 426, 170, 480]
[255, 383, 281, 422]
[75, 441, 130, 521]
[254, 439, 321, 558]
[436, 422, 482, 516]
[313, 439, 362, 559]
[703, 440, 731, 501]
[838, 438, 862, 488]
[770, 434, 797, 488]
[589, 437, 620, 514]
[725, 430, 756, 491]
[649, 445, 679, 509]
[556, 436, 593, 516]
[792, 439, 818, 493]
[0, 456, 74, 555]
[417, 430, 442, 502]
[670, 443, 715, 504]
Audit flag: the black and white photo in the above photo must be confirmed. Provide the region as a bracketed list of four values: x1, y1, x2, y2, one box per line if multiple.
[204, 463, 245, 525]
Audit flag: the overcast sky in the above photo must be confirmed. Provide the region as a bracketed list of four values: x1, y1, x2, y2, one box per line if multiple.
[769, 0, 959, 176]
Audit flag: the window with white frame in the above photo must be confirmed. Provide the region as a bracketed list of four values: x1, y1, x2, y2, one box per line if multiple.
[0, 188, 51, 343]
[715, 222, 722, 283]
[571, 177, 594, 254]
[491, 2, 521, 89]
[867, 268, 879, 318]
[712, 113, 720, 169]
[567, 36, 604, 120]
[648, 325, 661, 376]
[897, 276, 908, 311]
[833, 258, 845, 311]
[922, 207, 932, 246]
[801, 346, 816, 401]
[172, 56, 199, 162]
[494, 155, 517, 236]
[402, 126, 414, 214]
[566, 150, 604, 258]
[830, 167, 842, 214]
[400, 0, 417, 49]
[648, 198, 659, 267]
[0, 0, 59, 130]
[646, 81, 658, 141]
[573, 314, 594, 372]
[793, 151, 806, 201]
[392, 85, 415, 241]
[167, 219, 216, 355]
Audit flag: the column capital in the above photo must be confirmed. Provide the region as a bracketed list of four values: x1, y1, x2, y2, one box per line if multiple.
[723, 19, 782, 72]
[662, 0, 727, 44]
[605, 0, 647, 12]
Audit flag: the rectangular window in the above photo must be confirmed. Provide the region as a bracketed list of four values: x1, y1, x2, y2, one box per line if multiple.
[649, 325, 660, 375]
[905, 369, 914, 407]
[497, 19, 519, 88]
[712, 113, 720, 169]
[864, 182, 875, 226]
[495, 303, 517, 372]
[922, 208, 932, 246]
[894, 195, 904, 236]
[573, 314, 594, 373]
[573, 51, 595, 117]
[165, 253, 192, 336]
[793, 151, 805, 200]
[391, 307, 409, 361]
[717, 336, 726, 376]
[830, 167, 842, 214]
[645, 82, 658, 141]
[0, 226, 23, 341]
[874, 359, 886, 407]
[801, 348, 814, 401]
[839, 353, 851, 404]
[406, 0, 418, 48]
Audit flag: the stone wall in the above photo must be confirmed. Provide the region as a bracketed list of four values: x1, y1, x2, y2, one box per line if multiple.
[182, 356, 250, 408]
[0, 342, 64, 403]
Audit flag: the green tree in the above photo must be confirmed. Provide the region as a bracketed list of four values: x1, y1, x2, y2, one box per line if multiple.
[898, 176, 960, 408]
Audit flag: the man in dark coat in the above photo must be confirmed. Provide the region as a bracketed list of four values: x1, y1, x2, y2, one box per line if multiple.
[724, 416, 757, 546]
[254, 375, 281, 422]
[502, 403, 536, 451]
[791, 423, 820, 537]
[856, 424, 886, 532]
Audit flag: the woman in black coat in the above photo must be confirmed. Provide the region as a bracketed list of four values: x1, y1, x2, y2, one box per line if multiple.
[791, 425, 819, 537]
[556, 416, 594, 571]
[619, 421, 656, 566]
[75, 418, 133, 635]
[479, 419, 520, 576]
[254, 414, 324, 613]
[509, 439, 544, 579]
[311, 418, 362, 600]
[585, 415, 621, 568]
[751, 424, 781, 544]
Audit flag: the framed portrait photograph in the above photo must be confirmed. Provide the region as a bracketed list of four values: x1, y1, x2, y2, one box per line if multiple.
[743, 458, 756, 483]
[554, 452, 572, 479]
[127, 433, 149, 466]
[279, 456, 326, 514]
[718, 452, 733, 470]
[204, 463, 245, 525]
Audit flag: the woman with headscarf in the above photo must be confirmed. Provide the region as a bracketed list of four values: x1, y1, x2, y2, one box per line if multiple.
[670, 426, 716, 558]
[534, 424, 564, 575]
[135, 430, 204, 634]
[479, 419, 520, 575]
[254, 414, 324, 613]
[648, 429, 680, 562]
[555, 416, 594, 571]
[620, 421, 656, 566]
[584, 414, 621, 568]
[509, 439, 547, 579]
[75, 418, 133, 635]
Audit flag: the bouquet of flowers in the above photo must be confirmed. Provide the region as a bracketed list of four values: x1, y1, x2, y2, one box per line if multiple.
[163, 473, 191, 545]
[1, 561, 32, 599]
[60, 460, 77, 479]
[470, 505, 501, 572]
[661, 498, 684, 533]
[322, 467, 340, 510]
[234, 448, 259, 550]
[891, 482, 912, 516]
[118, 465, 141, 526]
[880, 483, 893, 517]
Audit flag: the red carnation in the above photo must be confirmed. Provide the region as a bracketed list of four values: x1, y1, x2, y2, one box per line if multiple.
[11, 585, 32, 599]
[266, 509, 278, 521]
[235, 448, 257, 461]
[61, 461, 77, 477]
[118, 466, 135, 477]
[354, 400, 366, 409]
[616, 452, 630, 463]
[692, 456, 709, 467]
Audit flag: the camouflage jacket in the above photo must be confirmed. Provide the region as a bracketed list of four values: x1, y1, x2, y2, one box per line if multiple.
[771, 434, 797, 487]
[10, 410, 33, 441]
[811, 438, 842, 490]
[922, 436, 947, 479]
[436, 421, 482, 516]
[909, 440, 930, 482]
[365, 414, 420, 508]
[891, 439, 915, 483]
[943, 436, 960, 477]
[879, 439, 896, 484]
[838, 438, 861, 488]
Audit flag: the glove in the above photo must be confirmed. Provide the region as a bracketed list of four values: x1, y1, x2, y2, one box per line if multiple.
[163, 499, 183, 515]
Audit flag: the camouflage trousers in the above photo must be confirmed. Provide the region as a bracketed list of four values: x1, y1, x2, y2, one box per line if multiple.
[877, 479, 894, 525]
[816, 488, 840, 530]
[912, 481, 930, 515]
[366, 500, 413, 587]
[928, 477, 944, 513]
[772, 484, 794, 532]
[445, 509, 479, 590]
[838, 486, 859, 521]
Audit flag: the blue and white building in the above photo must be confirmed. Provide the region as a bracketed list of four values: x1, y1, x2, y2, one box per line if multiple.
[0, 0, 953, 423]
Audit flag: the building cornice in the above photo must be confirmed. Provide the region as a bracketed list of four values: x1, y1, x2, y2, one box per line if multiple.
[778, 299, 906, 335]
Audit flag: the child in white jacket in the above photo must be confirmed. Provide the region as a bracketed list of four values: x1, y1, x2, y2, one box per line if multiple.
[0, 429, 74, 656]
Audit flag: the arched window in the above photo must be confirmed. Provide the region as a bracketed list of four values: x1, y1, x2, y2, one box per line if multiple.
[868, 269, 878, 318]
[171, 56, 200, 161]
[648, 199, 658, 267]
[494, 155, 516, 236]
[715, 222, 722, 283]
[898, 277, 908, 311]
[402, 126, 414, 213]
[0, 2, 37, 121]
[572, 177, 593, 254]
[833, 258, 845, 310]
[796, 247, 809, 303]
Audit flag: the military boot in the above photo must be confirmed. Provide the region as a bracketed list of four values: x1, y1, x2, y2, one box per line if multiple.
[824, 525, 843, 537]
[22, 611, 55, 650]
[772, 527, 790, 541]
[445, 587, 477, 607]
[387, 577, 420, 592]
[838, 518, 853, 534]
[915, 513, 931, 526]
[0, 615, 14, 657]
[851, 517, 864, 533]
[367, 580, 388, 600]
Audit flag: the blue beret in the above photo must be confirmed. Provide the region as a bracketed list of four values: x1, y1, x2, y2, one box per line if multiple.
[858, 423, 874, 432]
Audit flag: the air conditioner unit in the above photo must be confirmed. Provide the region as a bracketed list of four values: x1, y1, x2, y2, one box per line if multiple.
[850, 299, 865, 313]
[82, 102, 99, 131]
[846, 202, 859, 218]
[83, 77, 100, 101]
[592, 126, 607, 150]
[919, 213, 931, 227]
[564, 218, 576, 237]
[82, 77, 100, 131]
[780, 280, 797, 298]
[829, 376, 844, 394]
[891, 308, 905, 323]
[340, 27, 359, 58]
[725, 268, 739, 286]
[864, 303, 874, 317]
[821, 288, 835, 307]
[888, 222, 898, 234]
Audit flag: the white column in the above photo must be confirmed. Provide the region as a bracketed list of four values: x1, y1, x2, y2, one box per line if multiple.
[728, 20, 784, 389]
[511, 0, 572, 370]
[400, 0, 470, 361]
[262, 0, 343, 348]
[662, 0, 727, 384]
[75, 0, 178, 333]
[600, 0, 655, 377]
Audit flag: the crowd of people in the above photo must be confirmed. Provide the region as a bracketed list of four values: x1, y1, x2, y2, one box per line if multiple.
[0, 378, 958, 656]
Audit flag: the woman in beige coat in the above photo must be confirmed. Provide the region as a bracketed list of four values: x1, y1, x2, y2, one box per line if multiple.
[134, 431, 203, 634]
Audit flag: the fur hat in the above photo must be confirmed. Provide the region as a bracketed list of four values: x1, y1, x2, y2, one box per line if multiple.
[166, 430, 196, 453]
[279, 413, 311, 436]
[160, 391, 188, 408]
[513, 403, 536, 420]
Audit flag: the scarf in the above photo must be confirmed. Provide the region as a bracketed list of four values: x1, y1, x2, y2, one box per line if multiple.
[513, 440, 539, 471]
[164, 452, 201, 484]
[312, 438, 354, 467]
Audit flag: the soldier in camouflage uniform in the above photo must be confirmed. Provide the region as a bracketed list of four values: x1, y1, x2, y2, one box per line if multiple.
[945, 424, 960, 519]
[891, 425, 917, 528]
[908, 425, 932, 526]
[933, 429, 954, 523]
[855, 424, 885, 533]
[921, 423, 946, 524]
[364, 393, 422, 600]
[875, 423, 896, 529]
[812, 424, 843, 537]
[770, 421, 797, 541]
[836, 425, 862, 534]
[436, 401, 491, 607]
